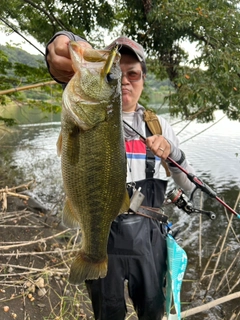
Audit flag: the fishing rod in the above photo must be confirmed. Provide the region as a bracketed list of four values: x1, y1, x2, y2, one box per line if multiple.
[123, 120, 240, 219]
[0, 17, 45, 56]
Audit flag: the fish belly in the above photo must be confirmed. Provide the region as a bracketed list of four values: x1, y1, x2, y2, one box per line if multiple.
[61, 118, 127, 284]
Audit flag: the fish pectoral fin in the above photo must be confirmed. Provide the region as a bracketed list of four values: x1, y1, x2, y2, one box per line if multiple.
[69, 251, 108, 285]
[56, 131, 63, 157]
[62, 198, 80, 229]
[119, 190, 130, 214]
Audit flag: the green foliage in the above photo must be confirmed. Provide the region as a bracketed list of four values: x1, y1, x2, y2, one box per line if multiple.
[60, 0, 115, 33]
[1, 0, 240, 122]
[0, 44, 62, 125]
[0, 44, 43, 66]
[0, 116, 17, 126]
[0, 50, 12, 74]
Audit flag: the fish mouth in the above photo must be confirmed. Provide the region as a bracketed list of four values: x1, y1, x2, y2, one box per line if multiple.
[68, 41, 112, 73]
[64, 42, 121, 130]
[69, 41, 121, 86]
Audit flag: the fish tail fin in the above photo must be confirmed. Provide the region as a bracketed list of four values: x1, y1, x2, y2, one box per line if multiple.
[62, 198, 80, 228]
[119, 190, 130, 214]
[69, 251, 108, 284]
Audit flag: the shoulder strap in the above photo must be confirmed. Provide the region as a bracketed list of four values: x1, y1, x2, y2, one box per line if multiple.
[145, 124, 156, 179]
[144, 109, 163, 135]
[143, 110, 171, 177]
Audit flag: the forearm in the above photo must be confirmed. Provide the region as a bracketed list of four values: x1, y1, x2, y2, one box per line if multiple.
[170, 163, 196, 192]
[45, 31, 86, 49]
[166, 139, 196, 191]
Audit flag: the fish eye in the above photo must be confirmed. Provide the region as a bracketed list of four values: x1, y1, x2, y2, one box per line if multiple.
[106, 72, 115, 82]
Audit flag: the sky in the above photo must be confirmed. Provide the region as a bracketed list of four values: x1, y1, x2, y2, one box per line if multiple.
[0, 31, 45, 55]
[0, 29, 199, 60]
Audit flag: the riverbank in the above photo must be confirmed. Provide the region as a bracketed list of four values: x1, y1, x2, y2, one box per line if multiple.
[0, 184, 137, 320]
[0, 183, 239, 319]
[0, 191, 96, 320]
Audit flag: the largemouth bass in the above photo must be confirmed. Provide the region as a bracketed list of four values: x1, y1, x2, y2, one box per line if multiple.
[57, 41, 129, 285]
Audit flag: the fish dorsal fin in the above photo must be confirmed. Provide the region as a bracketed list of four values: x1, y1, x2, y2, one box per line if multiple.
[56, 130, 63, 157]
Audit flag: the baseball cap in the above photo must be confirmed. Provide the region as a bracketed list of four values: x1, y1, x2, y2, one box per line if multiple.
[105, 36, 147, 73]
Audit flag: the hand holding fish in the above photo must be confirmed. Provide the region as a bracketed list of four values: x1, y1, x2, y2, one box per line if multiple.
[46, 35, 92, 83]
[146, 134, 171, 160]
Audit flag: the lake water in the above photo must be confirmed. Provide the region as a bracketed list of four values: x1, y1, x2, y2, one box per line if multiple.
[0, 109, 239, 319]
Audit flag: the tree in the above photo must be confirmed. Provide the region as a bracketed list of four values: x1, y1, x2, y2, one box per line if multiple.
[0, 44, 62, 126]
[1, 0, 240, 122]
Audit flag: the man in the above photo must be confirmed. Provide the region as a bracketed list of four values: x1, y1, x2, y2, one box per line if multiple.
[46, 32, 195, 320]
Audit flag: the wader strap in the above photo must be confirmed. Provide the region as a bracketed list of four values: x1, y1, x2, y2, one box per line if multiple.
[145, 124, 155, 179]
[135, 206, 168, 223]
[144, 110, 171, 177]
[144, 109, 162, 135]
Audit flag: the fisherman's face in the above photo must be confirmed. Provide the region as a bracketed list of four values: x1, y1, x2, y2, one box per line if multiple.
[120, 54, 145, 112]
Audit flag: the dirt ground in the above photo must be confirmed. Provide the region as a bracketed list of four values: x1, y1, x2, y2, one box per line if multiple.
[0, 193, 138, 320]
[0, 191, 240, 320]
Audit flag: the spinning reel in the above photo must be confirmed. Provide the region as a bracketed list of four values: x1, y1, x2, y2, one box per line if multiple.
[166, 187, 216, 220]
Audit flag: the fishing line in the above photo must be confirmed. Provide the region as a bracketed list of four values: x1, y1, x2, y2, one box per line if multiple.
[0, 17, 45, 56]
[2, 19, 236, 218]
[180, 115, 226, 144]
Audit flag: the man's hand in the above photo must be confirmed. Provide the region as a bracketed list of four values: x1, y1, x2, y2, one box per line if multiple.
[46, 35, 92, 83]
[145, 135, 171, 160]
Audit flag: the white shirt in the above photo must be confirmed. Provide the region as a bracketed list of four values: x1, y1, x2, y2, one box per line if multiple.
[123, 111, 195, 192]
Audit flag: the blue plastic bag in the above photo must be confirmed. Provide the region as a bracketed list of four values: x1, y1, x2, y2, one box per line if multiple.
[165, 234, 188, 320]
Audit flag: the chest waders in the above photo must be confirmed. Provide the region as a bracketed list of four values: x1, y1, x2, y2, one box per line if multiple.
[85, 124, 168, 320]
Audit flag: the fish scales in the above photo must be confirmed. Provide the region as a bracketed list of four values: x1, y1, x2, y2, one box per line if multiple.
[57, 42, 129, 284]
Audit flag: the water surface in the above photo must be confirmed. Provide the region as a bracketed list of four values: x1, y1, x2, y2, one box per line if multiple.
[0, 110, 239, 319]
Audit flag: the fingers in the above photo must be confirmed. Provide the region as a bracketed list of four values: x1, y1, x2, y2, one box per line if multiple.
[145, 135, 171, 160]
[46, 35, 92, 83]
[53, 35, 72, 58]
[46, 35, 74, 82]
